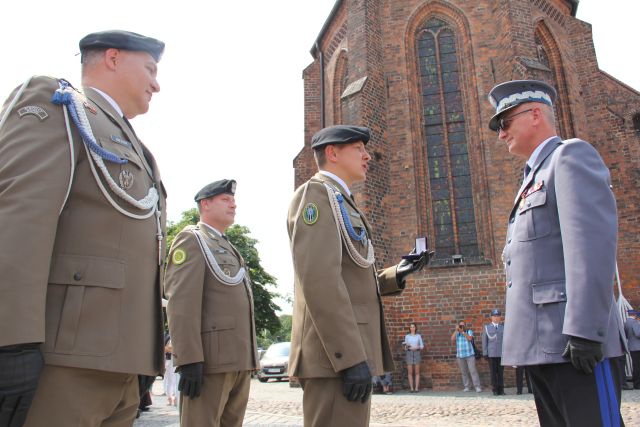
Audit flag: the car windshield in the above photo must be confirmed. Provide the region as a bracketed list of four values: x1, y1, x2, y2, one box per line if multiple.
[265, 343, 289, 358]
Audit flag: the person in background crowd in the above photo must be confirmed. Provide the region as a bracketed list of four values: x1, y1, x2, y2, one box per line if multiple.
[482, 309, 505, 395]
[403, 323, 424, 393]
[625, 310, 640, 390]
[451, 321, 481, 393]
[164, 334, 178, 406]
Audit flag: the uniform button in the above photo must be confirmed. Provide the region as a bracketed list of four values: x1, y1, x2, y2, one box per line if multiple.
[559, 292, 565, 297]
[211, 326, 217, 330]
[509, 217, 515, 224]
[506, 259, 511, 266]
[335, 352, 342, 359]
[73, 272, 82, 281]
[526, 201, 531, 207]
[507, 281, 512, 288]
[507, 238, 512, 244]
[597, 329, 604, 337]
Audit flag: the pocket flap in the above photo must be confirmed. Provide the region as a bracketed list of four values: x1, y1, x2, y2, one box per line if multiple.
[519, 189, 546, 214]
[209, 316, 236, 331]
[49, 254, 125, 289]
[98, 138, 144, 169]
[352, 304, 369, 324]
[532, 281, 567, 304]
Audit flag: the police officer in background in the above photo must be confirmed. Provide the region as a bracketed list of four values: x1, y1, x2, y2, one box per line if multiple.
[625, 310, 640, 390]
[165, 180, 259, 427]
[482, 309, 505, 395]
[490, 80, 626, 426]
[0, 31, 166, 426]
[287, 125, 431, 427]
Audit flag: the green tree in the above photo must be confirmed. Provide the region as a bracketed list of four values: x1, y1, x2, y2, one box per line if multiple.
[257, 314, 292, 348]
[165, 209, 281, 336]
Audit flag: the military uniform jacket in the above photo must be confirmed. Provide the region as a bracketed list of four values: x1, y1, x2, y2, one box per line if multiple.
[164, 222, 259, 374]
[625, 318, 640, 352]
[501, 137, 625, 366]
[0, 76, 167, 375]
[287, 173, 401, 378]
[481, 323, 504, 358]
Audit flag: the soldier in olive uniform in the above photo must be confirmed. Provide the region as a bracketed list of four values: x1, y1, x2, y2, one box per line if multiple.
[287, 125, 431, 427]
[165, 180, 259, 427]
[0, 31, 166, 426]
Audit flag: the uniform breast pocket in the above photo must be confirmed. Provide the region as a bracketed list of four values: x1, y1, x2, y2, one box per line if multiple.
[45, 254, 125, 356]
[96, 138, 149, 197]
[532, 280, 568, 354]
[215, 252, 241, 278]
[203, 316, 236, 366]
[514, 190, 551, 241]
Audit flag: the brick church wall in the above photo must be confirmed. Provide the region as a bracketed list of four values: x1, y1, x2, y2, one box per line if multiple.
[296, 0, 640, 390]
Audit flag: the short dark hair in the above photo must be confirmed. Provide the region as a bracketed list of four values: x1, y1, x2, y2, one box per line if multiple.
[313, 145, 329, 168]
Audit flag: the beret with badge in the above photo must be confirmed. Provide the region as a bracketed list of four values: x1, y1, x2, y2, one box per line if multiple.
[79, 30, 165, 62]
[194, 179, 236, 202]
[487, 80, 557, 131]
[311, 125, 370, 149]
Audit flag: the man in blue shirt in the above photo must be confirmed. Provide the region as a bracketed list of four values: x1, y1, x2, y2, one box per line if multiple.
[451, 321, 481, 392]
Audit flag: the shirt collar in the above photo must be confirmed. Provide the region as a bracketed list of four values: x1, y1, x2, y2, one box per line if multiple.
[200, 221, 223, 237]
[526, 135, 558, 174]
[319, 170, 351, 195]
[91, 87, 124, 118]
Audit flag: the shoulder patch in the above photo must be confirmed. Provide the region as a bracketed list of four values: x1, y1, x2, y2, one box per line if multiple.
[172, 248, 187, 265]
[302, 202, 319, 225]
[17, 105, 48, 121]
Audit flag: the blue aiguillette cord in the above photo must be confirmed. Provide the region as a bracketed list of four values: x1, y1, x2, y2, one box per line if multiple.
[51, 80, 128, 165]
[334, 192, 366, 242]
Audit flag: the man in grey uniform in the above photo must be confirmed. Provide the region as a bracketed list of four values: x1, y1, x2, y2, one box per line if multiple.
[482, 309, 504, 395]
[490, 80, 626, 426]
[625, 310, 640, 389]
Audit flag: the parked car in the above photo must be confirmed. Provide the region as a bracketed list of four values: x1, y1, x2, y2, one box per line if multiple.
[258, 342, 290, 383]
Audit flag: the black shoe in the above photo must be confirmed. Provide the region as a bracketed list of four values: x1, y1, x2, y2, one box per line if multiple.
[622, 383, 633, 390]
[516, 391, 522, 395]
[498, 391, 506, 395]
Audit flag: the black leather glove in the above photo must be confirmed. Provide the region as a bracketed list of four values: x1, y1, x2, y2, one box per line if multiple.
[340, 361, 372, 403]
[562, 336, 603, 374]
[0, 343, 44, 427]
[178, 362, 204, 399]
[396, 250, 434, 286]
[137, 375, 156, 398]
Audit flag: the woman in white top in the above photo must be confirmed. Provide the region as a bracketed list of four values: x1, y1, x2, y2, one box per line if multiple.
[403, 323, 424, 392]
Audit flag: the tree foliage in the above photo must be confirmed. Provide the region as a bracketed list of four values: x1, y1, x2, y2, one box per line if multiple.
[165, 209, 281, 336]
[257, 314, 292, 349]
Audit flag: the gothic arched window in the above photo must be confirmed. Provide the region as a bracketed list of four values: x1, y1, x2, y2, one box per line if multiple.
[417, 17, 478, 260]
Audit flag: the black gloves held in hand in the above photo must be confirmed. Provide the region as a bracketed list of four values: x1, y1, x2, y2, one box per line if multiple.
[0, 343, 44, 427]
[340, 361, 372, 403]
[562, 336, 603, 374]
[178, 362, 204, 399]
[396, 250, 434, 286]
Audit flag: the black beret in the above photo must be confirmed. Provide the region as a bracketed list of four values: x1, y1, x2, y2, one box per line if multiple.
[194, 179, 236, 202]
[487, 80, 556, 131]
[79, 30, 165, 62]
[311, 125, 370, 149]
[491, 309, 502, 316]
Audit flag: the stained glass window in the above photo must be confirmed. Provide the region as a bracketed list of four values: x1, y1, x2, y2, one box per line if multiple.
[417, 18, 479, 260]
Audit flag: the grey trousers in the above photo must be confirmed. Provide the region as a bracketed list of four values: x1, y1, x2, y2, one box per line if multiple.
[457, 356, 481, 389]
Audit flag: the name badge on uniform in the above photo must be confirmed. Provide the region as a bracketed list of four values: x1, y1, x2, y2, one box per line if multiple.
[111, 134, 132, 148]
[215, 249, 228, 254]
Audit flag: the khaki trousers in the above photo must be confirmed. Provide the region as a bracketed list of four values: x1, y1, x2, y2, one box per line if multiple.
[179, 371, 250, 427]
[299, 377, 371, 427]
[24, 365, 139, 427]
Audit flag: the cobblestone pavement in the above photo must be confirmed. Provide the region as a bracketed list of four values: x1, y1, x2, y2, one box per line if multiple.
[135, 379, 640, 426]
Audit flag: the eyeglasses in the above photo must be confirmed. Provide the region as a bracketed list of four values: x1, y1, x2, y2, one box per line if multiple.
[497, 108, 534, 132]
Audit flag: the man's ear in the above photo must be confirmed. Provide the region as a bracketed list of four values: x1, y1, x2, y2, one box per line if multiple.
[325, 144, 338, 163]
[104, 48, 121, 71]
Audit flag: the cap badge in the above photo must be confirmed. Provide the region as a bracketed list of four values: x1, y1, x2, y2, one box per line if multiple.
[302, 203, 319, 225]
[172, 249, 187, 265]
[17, 106, 48, 121]
[119, 169, 134, 190]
